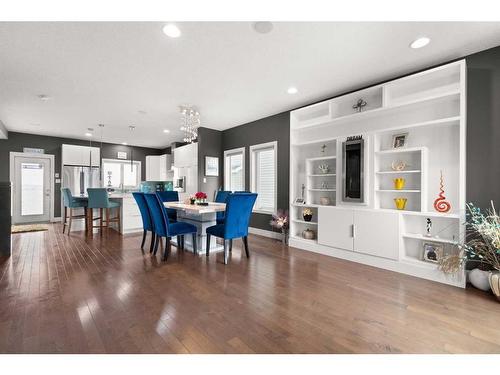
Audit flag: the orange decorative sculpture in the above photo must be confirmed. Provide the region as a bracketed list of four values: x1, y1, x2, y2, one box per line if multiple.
[433, 171, 451, 213]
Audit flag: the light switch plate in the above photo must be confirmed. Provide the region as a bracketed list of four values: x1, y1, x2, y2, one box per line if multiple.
[203, 177, 207, 183]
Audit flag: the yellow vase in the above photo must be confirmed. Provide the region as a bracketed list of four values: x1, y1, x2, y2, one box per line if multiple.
[394, 198, 407, 210]
[393, 178, 406, 190]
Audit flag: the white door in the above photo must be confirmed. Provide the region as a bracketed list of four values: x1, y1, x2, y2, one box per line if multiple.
[11, 153, 53, 224]
[354, 210, 399, 260]
[318, 207, 354, 251]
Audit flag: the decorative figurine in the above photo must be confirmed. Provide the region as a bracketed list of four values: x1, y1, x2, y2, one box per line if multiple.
[425, 218, 432, 237]
[321, 144, 327, 154]
[394, 197, 407, 210]
[393, 178, 405, 190]
[352, 98, 367, 112]
[433, 171, 451, 213]
[107, 171, 113, 187]
[391, 160, 407, 171]
[301, 183, 305, 200]
[318, 164, 330, 174]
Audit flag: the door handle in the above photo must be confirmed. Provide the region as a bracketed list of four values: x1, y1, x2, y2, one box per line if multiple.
[351, 224, 355, 238]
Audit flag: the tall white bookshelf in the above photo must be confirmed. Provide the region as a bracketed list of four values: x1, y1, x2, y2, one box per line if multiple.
[289, 60, 466, 288]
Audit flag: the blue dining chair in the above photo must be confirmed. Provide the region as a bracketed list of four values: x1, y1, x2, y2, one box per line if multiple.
[132, 192, 156, 253]
[87, 188, 121, 235]
[214, 190, 231, 225]
[143, 193, 198, 261]
[61, 188, 88, 235]
[156, 190, 179, 223]
[206, 193, 257, 264]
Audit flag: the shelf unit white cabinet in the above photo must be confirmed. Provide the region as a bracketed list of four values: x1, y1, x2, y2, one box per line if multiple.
[289, 60, 466, 288]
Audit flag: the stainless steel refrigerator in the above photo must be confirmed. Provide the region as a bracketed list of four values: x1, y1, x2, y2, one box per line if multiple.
[62, 166, 101, 197]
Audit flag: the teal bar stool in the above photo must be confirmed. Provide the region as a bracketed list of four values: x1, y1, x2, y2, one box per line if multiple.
[61, 188, 88, 235]
[87, 188, 121, 235]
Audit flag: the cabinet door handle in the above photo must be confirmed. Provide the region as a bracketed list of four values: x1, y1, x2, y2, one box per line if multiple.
[352, 224, 356, 238]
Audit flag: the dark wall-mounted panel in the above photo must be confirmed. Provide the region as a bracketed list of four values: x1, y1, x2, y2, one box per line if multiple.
[466, 46, 500, 210]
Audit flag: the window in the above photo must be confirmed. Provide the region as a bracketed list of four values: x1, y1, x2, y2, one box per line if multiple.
[102, 159, 141, 189]
[250, 141, 277, 214]
[224, 147, 245, 191]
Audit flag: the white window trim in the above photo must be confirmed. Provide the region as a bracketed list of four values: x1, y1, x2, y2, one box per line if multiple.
[102, 158, 142, 189]
[223, 147, 246, 191]
[250, 141, 278, 214]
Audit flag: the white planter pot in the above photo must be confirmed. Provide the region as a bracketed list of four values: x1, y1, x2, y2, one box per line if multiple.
[469, 268, 491, 291]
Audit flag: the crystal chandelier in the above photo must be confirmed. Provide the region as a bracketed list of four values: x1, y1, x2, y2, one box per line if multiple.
[180, 106, 200, 143]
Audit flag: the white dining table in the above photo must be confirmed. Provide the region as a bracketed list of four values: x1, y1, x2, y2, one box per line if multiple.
[163, 201, 226, 254]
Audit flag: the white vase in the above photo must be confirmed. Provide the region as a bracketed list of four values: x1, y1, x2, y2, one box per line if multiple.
[469, 268, 491, 291]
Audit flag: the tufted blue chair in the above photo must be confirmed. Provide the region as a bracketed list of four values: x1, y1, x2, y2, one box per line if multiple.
[156, 190, 179, 222]
[206, 193, 257, 264]
[214, 190, 231, 225]
[87, 188, 121, 235]
[61, 188, 88, 235]
[143, 193, 198, 261]
[132, 192, 156, 253]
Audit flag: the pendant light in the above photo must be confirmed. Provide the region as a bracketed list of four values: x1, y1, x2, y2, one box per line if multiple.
[98, 124, 105, 182]
[87, 127, 94, 166]
[128, 126, 135, 171]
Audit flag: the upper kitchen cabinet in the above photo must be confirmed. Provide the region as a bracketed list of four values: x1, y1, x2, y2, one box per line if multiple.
[145, 154, 173, 181]
[173, 143, 198, 168]
[62, 144, 100, 167]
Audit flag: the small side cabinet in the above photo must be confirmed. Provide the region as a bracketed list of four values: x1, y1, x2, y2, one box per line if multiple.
[318, 207, 399, 260]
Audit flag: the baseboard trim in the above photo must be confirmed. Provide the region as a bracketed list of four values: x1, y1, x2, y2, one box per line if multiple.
[51, 217, 62, 223]
[248, 227, 282, 240]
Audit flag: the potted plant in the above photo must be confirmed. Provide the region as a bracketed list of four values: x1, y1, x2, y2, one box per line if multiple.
[194, 191, 208, 205]
[438, 201, 500, 298]
[302, 208, 313, 222]
[270, 210, 289, 245]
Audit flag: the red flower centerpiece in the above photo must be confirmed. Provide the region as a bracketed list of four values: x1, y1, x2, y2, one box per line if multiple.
[195, 191, 208, 205]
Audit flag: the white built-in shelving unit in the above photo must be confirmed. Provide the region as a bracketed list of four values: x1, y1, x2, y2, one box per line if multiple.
[289, 60, 466, 288]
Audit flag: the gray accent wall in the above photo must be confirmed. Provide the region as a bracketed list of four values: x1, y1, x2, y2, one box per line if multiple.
[0, 132, 164, 217]
[222, 111, 290, 230]
[197, 127, 223, 200]
[466, 46, 500, 210]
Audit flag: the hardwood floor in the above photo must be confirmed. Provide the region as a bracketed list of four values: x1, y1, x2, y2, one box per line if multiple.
[1, 223, 499, 353]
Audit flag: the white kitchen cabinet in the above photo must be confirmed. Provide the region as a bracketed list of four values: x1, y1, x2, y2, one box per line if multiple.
[146, 154, 173, 181]
[173, 143, 197, 168]
[317, 207, 399, 260]
[353, 210, 399, 260]
[62, 144, 100, 167]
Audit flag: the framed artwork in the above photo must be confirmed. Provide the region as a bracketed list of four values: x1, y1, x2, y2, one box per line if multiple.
[294, 198, 305, 205]
[422, 242, 444, 263]
[205, 156, 219, 176]
[392, 132, 409, 148]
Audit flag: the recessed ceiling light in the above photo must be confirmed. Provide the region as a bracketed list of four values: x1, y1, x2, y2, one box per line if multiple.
[85, 132, 92, 137]
[163, 24, 181, 38]
[37, 94, 52, 101]
[163, 129, 170, 133]
[253, 22, 273, 34]
[122, 142, 128, 145]
[410, 37, 430, 49]
[287, 87, 298, 95]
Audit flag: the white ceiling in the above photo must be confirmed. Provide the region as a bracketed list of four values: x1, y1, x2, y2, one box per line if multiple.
[1, 22, 500, 149]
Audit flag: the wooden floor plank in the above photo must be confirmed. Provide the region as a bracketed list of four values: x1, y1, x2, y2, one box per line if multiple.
[0, 223, 499, 353]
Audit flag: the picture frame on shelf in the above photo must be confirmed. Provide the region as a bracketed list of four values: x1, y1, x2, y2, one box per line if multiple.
[294, 198, 305, 205]
[422, 242, 444, 263]
[205, 156, 219, 176]
[392, 132, 409, 148]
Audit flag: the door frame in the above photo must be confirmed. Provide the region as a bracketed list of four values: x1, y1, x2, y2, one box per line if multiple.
[9, 152, 55, 223]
